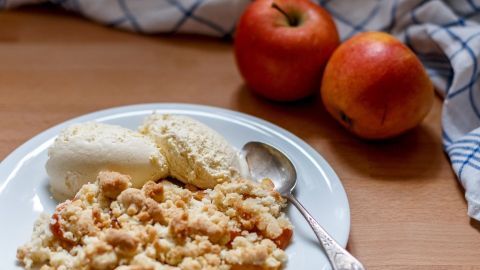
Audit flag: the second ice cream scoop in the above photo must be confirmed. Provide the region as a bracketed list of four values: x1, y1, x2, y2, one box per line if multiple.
[140, 114, 247, 189]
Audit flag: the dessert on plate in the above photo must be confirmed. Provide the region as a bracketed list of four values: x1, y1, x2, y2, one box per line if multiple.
[139, 114, 249, 189]
[17, 114, 293, 270]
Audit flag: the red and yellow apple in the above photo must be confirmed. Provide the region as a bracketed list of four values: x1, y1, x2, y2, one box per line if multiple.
[321, 32, 434, 139]
[234, 0, 339, 101]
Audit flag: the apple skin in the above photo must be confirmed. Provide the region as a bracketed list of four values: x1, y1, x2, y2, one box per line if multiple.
[234, 0, 340, 101]
[321, 32, 434, 139]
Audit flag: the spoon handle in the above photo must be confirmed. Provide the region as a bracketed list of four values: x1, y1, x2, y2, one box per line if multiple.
[286, 193, 365, 270]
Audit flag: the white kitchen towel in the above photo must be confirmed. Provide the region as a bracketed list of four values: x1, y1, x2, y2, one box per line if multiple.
[3, 0, 480, 221]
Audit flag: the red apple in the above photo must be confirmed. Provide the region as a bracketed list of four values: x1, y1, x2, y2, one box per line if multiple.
[321, 32, 434, 139]
[234, 0, 340, 101]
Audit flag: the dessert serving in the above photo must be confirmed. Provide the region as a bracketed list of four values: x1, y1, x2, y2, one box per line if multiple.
[16, 114, 293, 270]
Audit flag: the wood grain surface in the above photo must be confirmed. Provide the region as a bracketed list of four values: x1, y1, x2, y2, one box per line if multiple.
[1, 5, 479, 269]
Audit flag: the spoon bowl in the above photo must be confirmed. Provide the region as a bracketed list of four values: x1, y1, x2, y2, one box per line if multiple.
[242, 141, 297, 195]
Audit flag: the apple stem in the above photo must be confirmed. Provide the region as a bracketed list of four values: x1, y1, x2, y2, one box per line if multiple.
[271, 2, 298, 26]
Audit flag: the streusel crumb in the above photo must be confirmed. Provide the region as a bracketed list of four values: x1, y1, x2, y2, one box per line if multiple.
[17, 171, 292, 270]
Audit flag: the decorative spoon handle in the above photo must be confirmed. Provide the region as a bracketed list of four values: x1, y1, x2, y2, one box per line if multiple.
[286, 193, 365, 270]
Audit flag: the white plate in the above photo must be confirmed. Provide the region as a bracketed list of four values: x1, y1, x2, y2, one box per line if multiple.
[0, 103, 350, 270]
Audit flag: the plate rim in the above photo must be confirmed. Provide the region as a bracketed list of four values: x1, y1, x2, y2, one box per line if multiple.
[0, 102, 351, 248]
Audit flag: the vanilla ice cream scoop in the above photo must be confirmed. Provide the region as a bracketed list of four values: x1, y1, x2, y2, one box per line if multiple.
[139, 114, 246, 189]
[46, 122, 169, 201]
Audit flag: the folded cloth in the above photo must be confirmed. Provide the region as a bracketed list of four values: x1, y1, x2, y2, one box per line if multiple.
[2, 0, 251, 37]
[3, 0, 480, 221]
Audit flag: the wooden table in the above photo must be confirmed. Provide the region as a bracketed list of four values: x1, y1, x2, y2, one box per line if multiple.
[1, 5, 479, 270]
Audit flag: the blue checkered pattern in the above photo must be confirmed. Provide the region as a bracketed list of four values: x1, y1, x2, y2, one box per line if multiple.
[3, 0, 480, 220]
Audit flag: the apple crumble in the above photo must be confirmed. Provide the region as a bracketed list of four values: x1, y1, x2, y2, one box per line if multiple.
[17, 171, 293, 270]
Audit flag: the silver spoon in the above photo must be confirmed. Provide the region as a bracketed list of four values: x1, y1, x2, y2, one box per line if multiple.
[242, 141, 365, 270]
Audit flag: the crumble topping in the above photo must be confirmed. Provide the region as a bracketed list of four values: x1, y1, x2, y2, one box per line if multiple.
[17, 171, 292, 270]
